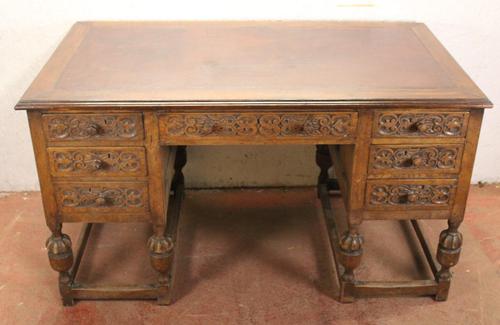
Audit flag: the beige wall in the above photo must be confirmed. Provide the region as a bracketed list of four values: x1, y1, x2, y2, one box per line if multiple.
[184, 146, 317, 188]
[1, 0, 499, 190]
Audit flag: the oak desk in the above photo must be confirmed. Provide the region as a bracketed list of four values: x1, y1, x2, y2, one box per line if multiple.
[15, 21, 492, 305]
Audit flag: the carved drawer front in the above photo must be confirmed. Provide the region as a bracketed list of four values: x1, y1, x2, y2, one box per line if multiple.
[48, 147, 147, 177]
[55, 182, 150, 216]
[368, 144, 464, 177]
[158, 112, 358, 144]
[373, 111, 469, 138]
[366, 179, 457, 210]
[42, 113, 144, 142]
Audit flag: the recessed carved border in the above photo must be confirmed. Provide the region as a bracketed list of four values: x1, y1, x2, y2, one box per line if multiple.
[55, 182, 150, 214]
[368, 144, 464, 175]
[366, 180, 457, 210]
[373, 111, 469, 137]
[42, 113, 144, 141]
[48, 147, 147, 177]
[158, 112, 358, 144]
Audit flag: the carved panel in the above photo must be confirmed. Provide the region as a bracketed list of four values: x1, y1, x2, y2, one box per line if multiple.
[369, 145, 463, 174]
[48, 147, 147, 177]
[42, 113, 144, 141]
[374, 112, 468, 137]
[158, 112, 357, 144]
[55, 182, 150, 214]
[366, 180, 457, 209]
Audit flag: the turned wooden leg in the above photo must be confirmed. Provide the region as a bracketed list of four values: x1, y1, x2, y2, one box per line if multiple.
[338, 226, 363, 302]
[148, 146, 187, 305]
[148, 232, 175, 304]
[45, 224, 74, 306]
[316, 145, 332, 198]
[435, 220, 463, 301]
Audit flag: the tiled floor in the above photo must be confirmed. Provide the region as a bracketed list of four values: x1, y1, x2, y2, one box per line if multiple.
[0, 186, 498, 324]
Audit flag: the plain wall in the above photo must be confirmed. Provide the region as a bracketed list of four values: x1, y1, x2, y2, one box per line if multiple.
[1, 0, 499, 190]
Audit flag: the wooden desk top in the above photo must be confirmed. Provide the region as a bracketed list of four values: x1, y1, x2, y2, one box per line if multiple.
[16, 21, 491, 110]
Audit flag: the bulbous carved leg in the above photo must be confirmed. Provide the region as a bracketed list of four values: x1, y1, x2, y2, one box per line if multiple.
[435, 221, 463, 301]
[148, 146, 186, 305]
[46, 232, 74, 306]
[316, 145, 332, 198]
[148, 234, 174, 304]
[338, 228, 363, 302]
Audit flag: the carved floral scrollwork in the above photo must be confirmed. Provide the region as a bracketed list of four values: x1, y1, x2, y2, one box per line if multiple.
[44, 114, 143, 140]
[163, 113, 356, 138]
[51, 149, 144, 174]
[369, 184, 455, 206]
[376, 113, 467, 137]
[371, 146, 460, 170]
[57, 186, 147, 209]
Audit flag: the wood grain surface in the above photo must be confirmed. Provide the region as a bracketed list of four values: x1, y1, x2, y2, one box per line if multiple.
[16, 21, 491, 109]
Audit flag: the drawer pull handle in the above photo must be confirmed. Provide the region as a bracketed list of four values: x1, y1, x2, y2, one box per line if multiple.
[95, 194, 108, 206]
[87, 123, 100, 136]
[415, 121, 430, 133]
[402, 192, 419, 204]
[87, 159, 103, 171]
[447, 119, 462, 131]
[410, 155, 424, 167]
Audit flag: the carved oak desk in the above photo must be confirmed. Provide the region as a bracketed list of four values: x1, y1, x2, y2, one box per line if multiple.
[15, 21, 492, 305]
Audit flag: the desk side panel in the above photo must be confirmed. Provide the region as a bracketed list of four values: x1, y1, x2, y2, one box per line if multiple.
[451, 109, 484, 223]
[27, 111, 59, 231]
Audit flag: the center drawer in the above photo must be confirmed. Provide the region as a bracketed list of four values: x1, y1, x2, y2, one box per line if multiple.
[158, 111, 358, 144]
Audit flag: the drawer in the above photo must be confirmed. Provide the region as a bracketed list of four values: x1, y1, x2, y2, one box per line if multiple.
[42, 113, 144, 142]
[366, 179, 457, 210]
[48, 147, 147, 177]
[55, 182, 150, 216]
[158, 112, 358, 144]
[373, 111, 469, 138]
[368, 144, 463, 177]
